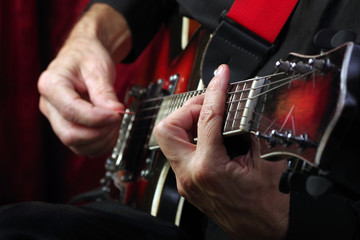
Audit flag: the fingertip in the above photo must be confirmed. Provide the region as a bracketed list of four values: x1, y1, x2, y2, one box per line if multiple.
[211, 64, 230, 90]
[106, 99, 125, 112]
[214, 64, 224, 76]
[214, 64, 230, 76]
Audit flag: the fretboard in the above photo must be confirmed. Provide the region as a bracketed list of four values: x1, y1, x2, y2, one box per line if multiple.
[148, 76, 267, 150]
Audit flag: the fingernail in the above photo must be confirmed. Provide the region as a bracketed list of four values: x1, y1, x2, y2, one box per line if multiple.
[214, 65, 224, 76]
[116, 110, 135, 115]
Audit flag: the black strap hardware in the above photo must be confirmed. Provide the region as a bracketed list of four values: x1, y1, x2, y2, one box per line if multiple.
[200, 17, 275, 86]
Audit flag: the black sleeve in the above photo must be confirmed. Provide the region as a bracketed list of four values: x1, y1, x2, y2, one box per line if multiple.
[285, 192, 360, 240]
[86, 0, 176, 62]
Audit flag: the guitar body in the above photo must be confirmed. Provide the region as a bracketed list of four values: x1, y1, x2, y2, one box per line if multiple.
[146, 42, 360, 200]
[224, 42, 360, 198]
[108, 21, 209, 230]
[315, 44, 360, 198]
[254, 44, 356, 164]
[109, 26, 360, 232]
[250, 43, 360, 197]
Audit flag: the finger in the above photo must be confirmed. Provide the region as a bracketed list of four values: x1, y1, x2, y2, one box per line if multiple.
[183, 94, 204, 106]
[38, 72, 123, 127]
[40, 97, 121, 150]
[81, 58, 124, 111]
[197, 64, 230, 154]
[154, 103, 202, 168]
[70, 124, 120, 157]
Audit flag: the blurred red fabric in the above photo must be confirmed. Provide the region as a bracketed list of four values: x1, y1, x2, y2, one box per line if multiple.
[0, 0, 111, 204]
[0, 0, 170, 205]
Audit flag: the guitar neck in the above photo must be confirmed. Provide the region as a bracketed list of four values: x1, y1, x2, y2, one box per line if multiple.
[147, 72, 291, 150]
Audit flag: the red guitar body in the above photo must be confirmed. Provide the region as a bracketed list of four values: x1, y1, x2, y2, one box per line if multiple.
[107, 21, 209, 231]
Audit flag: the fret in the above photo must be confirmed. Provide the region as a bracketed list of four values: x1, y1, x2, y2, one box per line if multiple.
[178, 93, 186, 109]
[148, 89, 205, 149]
[234, 82, 249, 129]
[224, 77, 265, 136]
[224, 81, 250, 132]
[170, 94, 178, 114]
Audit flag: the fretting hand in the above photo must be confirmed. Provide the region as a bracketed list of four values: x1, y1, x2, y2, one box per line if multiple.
[154, 64, 290, 240]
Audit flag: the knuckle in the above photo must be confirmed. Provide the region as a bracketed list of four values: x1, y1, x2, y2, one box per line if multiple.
[93, 85, 115, 98]
[153, 119, 170, 139]
[38, 97, 47, 115]
[60, 101, 77, 123]
[37, 71, 52, 95]
[58, 128, 78, 147]
[176, 175, 194, 199]
[199, 105, 221, 124]
[175, 162, 211, 198]
[193, 165, 211, 186]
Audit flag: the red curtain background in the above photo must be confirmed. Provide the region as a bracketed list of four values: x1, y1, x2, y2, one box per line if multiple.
[0, 0, 171, 205]
[0, 0, 102, 205]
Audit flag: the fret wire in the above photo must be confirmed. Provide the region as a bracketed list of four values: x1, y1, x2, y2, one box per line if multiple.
[174, 94, 180, 112]
[136, 72, 285, 107]
[227, 72, 285, 86]
[223, 108, 282, 135]
[137, 71, 305, 110]
[228, 84, 237, 130]
[132, 75, 296, 117]
[227, 110, 281, 129]
[178, 93, 183, 108]
[130, 71, 313, 131]
[233, 81, 247, 130]
[135, 72, 303, 113]
[227, 73, 303, 95]
[230, 83, 241, 130]
[134, 101, 282, 135]
[224, 84, 237, 131]
[226, 73, 305, 105]
[136, 72, 306, 114]
[170, 95, 177, 115]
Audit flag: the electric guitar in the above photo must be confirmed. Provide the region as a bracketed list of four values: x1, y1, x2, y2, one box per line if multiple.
[106, 25, 360, 229]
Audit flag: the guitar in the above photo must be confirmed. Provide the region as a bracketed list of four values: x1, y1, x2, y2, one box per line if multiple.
[106, 28, 360, 229]
[104, 23, 210, 232]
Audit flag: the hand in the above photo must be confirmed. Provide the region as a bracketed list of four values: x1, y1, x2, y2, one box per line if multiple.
[38, 4, 131, 157]
[154, 65, 289, 240]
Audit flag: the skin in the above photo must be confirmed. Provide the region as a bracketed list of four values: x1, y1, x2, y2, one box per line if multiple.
[154, 65, 290, 240]
[37, 3, 131, 157]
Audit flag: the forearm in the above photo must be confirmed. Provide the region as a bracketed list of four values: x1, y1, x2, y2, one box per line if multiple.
[65, 3, 132, 63]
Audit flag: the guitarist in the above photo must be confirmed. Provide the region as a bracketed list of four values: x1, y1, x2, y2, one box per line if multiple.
[1, 0, 359, 239]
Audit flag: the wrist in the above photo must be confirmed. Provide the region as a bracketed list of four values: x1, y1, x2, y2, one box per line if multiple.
[68, 3, 132, 62]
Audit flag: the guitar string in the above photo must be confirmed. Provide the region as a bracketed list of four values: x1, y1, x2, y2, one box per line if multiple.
[129, 108, 282, 139]
[226, 73, 306, 103]
[128, 106, 282, 139]
[222, 70, 313, 132]
[126, 70, 318, 141]
[129, 78, 302, 132]
[136, 72, 285, 105]
[224, 109, 283, 133]
[130, 71, 309, 124]
[132, 71, 305, 116]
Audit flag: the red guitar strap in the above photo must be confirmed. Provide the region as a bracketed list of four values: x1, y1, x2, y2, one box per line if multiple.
[201, 0, 299, 86]
[227, 0, 298, 43]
